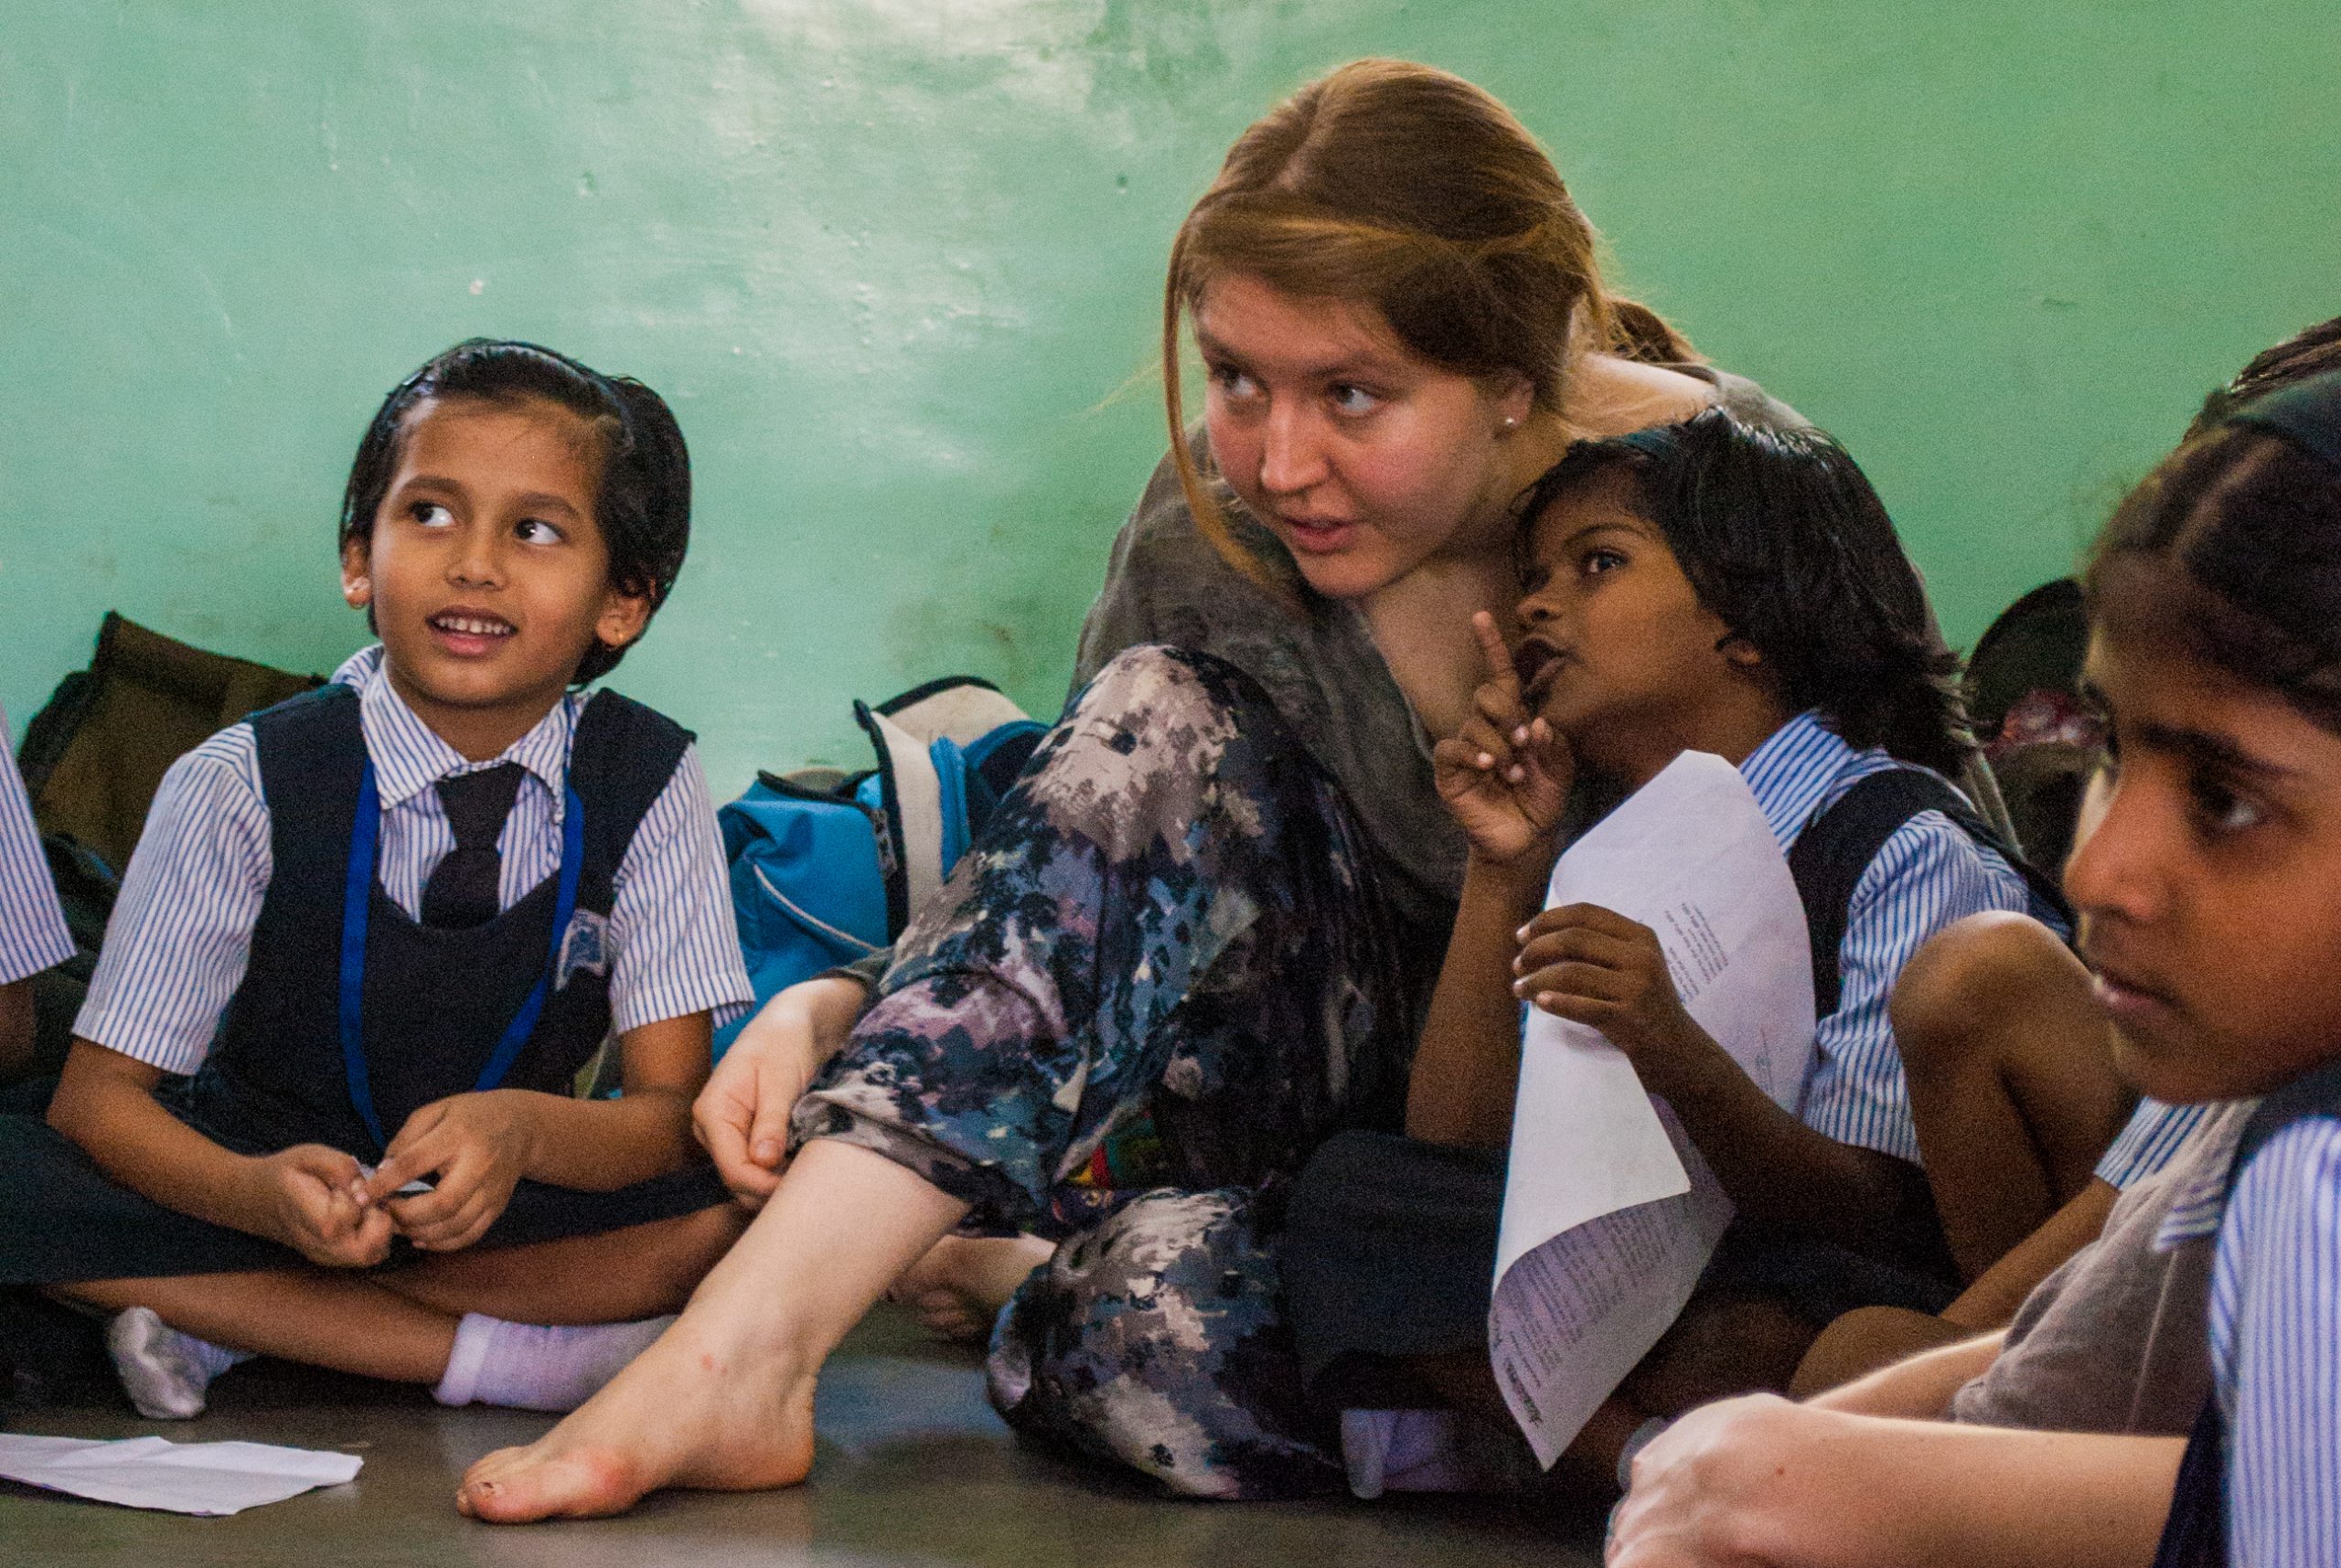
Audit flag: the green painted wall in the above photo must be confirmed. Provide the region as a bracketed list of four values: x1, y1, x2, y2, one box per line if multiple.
[5, 2, 2336, 795]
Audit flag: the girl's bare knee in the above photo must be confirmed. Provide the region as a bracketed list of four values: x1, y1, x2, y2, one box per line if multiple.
[1892, 912, 2079, 1077]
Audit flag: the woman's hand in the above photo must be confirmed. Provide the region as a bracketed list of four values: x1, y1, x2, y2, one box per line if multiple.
[1610, 1392, 2187, 1568]
[694, 974, 869, 1209]
[369, 1090, 538, 1251]
[242, 1143, 395, 1267]
[1514, 903, 1732, 1107]
[1432, 611, 1573, 865]
[1608, 1394, 1810, 1566]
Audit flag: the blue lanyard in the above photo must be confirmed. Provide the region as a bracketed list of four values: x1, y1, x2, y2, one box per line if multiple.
[338, 761, 585, 1152]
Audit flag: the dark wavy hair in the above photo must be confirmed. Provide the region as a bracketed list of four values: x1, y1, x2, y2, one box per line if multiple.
[339, 338, 690, 684]
[1525, 408, 1971, 775]
[2087, 370, 2341, 734]
[2185, 315, 2341, 439]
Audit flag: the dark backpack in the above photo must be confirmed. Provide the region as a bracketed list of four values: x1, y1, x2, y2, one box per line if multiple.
[1963, 579, 2098, 872]
[1788, 767, 2070, 1021]
[18, 612, 320, 876]
[12, 614, 319, 1083]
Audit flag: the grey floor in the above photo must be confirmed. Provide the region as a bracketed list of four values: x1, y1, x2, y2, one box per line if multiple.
[2, 1307, 1600, 1567]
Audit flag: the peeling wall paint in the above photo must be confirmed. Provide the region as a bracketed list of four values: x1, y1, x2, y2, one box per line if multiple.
[3, 1, 2336, 793]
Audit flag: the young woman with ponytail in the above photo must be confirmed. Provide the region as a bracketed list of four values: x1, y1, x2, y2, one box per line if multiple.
[449, 60, 1828, 1520]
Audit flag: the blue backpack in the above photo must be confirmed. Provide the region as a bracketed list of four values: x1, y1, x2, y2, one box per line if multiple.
[712, 677, 1048, 1057]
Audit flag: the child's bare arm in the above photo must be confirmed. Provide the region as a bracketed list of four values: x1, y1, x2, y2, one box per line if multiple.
[1407, 851, 1553, 1148]
[1935, 1178, 2118, 1331]
[47, 1039, 392, 1266]
[1409, 613, 1575, 1148]
[1515, 905, 1929, 1251]
[367, 1009, 713, 1251]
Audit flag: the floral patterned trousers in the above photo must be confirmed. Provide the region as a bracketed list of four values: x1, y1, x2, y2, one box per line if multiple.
[794, 645, 1428, 1498]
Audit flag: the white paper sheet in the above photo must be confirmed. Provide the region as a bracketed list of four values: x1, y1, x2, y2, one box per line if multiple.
[0, 1434, 363, 1516]
[1489, 751, 1815, 1467]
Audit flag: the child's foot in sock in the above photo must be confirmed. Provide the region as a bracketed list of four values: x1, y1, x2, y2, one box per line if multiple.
[1341, 1409, 1476, 1499]
[1341, 1407, 1549, 1499]
[105, 1307, 252, 1420]
[434, 1314, 678, 1413]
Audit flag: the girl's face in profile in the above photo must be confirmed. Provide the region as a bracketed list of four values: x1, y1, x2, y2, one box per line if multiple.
[1510, 473, 1738, 762]
[1195, 272, 1533, 603]
[2068, 608, 2341, 1104]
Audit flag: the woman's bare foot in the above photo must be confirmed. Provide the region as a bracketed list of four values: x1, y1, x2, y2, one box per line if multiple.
[886, 1233, 1055, 1342]
[455, 1312, 816, 1522]
[452, 1139, 978, 1522]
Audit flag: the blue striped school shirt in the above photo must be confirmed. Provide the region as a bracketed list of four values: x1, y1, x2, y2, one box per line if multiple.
[0, 699, 75, 985]
[1739, 711, 2061, 1162]
[75, 645, 752, 1074]
[2096, 1097, 2212, 1189]
[2153, 1103, 2341, 1566]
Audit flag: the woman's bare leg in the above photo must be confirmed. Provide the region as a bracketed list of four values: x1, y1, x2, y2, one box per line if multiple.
[455, 1138, 970, 1523]
[1896, 912, 2129, 1280]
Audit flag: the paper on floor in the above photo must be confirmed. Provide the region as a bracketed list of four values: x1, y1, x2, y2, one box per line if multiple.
[0, 1433, 363, 1516]
[1490, 751, 1814, 1467]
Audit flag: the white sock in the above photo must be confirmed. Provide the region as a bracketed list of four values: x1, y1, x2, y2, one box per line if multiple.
[1340, 1408, 1472, 1499]
[105, 1307, 253, 1421]
[432, 1312, 675, 1413]
[1342, 1408, 1395, 1499]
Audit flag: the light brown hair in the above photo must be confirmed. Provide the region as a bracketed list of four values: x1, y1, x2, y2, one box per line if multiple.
[1163, 59, 1694, 590]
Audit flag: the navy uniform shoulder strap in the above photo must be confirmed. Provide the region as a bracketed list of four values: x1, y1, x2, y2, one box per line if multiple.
[1786, 766, 2070, 1020]
[248, 683, 365, 866]
[2152, 1399, 2229, 1568]
[566, 690, 693, 901]
[2150, 1058, 2341, 1568]
[2233, 1055, 2341, 1174]
[247, 678, 360, 752]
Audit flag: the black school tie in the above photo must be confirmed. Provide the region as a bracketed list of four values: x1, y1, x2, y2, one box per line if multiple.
[420, 763, 527, 930]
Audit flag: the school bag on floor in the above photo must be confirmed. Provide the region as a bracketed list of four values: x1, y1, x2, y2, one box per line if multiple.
[713, 677, 1048, 1057]
[11, 613, 321, 1083]
[18, 612, 322, 876]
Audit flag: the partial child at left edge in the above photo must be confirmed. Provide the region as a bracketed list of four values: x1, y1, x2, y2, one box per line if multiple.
[0, 696, 76, 1085]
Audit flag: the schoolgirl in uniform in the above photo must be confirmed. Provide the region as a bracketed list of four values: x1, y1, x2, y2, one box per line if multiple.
[1609, 370, 2341, 1568]
[0, 339, 753, 1417]
[1279, 409, 2063, 1495]
[1791, 315, 2341, 1394]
